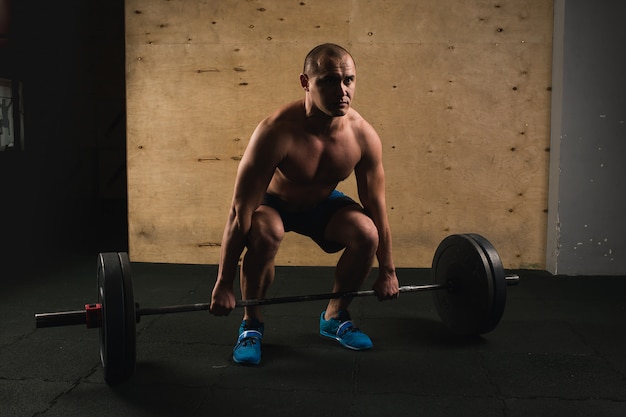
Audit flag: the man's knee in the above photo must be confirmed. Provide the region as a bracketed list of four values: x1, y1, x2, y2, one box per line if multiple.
[360, 218, 380, 250]
[346, 216, 379, 254]
[248, 213, 284, 255]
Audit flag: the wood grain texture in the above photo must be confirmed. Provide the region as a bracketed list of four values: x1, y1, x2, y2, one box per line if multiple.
[126, 0, 553, 268]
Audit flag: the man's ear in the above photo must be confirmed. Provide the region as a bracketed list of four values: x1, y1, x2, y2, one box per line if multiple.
[300, 73, 309, 91]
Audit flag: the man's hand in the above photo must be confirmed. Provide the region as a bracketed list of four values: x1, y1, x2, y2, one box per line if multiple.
[372, 268, 400, 301]
[209, 280, 236, 316]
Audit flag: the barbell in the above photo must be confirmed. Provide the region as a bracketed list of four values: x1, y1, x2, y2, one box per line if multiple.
[34, 233, 519, 385]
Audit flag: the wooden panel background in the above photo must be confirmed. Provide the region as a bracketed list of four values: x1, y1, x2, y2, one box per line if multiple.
[125, 0, 553, 268]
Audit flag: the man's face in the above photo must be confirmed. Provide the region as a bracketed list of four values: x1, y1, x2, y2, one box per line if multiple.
[303, 54, 356, 117]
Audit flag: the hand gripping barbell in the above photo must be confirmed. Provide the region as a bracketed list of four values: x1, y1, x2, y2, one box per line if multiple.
[34, 233, 519, 385]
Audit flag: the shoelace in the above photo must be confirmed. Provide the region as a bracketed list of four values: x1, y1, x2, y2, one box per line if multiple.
[239, 337, 258, 347]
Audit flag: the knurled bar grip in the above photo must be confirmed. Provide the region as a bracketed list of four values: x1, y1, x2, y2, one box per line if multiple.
[139, 283, 446, 315]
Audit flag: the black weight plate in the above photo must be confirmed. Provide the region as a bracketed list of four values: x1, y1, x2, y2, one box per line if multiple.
[97, 252, 136, 384]
[431, 234, 493, 336]
[466, 234, 506, 334]
[118, 252, 137, 379]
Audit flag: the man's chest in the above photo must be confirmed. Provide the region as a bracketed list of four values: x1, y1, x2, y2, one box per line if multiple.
[278, 135, 361, 184]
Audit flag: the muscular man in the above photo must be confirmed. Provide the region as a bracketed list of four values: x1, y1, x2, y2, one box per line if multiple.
[210, 43, 399, 365]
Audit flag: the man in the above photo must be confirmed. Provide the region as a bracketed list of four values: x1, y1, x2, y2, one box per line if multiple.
[210, 43, 399, 365]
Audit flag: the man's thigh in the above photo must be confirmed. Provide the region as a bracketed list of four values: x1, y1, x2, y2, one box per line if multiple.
[323, 205, 376, 246]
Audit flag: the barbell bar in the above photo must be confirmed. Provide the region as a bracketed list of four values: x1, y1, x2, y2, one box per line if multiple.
[36, 277, 519, 327]
[33, 233, 520, 385]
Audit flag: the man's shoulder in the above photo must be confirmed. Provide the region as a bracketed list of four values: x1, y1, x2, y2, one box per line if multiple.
[346, 108, 378, 140]
[250, 100, 304, 145]
[346, 108, 367, 128]
[265, 100, 305, 125]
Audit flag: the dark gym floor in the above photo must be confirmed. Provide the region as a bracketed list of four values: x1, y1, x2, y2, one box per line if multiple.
[2, 256, 626, 417]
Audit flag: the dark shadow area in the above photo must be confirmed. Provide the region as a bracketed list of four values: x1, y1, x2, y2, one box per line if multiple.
[0, 1, 128, 278]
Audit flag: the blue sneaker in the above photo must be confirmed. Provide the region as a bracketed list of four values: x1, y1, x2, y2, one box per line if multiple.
[233, 319, 264, 365]
[319, 311, 373, 351]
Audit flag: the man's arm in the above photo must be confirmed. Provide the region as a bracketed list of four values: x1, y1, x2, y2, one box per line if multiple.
[354, 122, 399, 300]
[210, 120, 284, 315]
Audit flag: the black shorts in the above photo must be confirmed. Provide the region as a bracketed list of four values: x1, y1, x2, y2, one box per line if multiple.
[261, 190, 361, 253]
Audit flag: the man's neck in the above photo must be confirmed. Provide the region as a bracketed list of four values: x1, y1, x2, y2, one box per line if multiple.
[303, 100, 345, 134]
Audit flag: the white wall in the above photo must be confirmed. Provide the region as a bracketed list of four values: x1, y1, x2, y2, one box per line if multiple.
[547, 0, 626, 275]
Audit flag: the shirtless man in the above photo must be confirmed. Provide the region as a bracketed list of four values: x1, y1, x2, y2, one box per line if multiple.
[209, 43, 399, 365]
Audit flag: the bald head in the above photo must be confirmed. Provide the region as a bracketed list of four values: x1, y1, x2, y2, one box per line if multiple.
[303, 43, 355, 76]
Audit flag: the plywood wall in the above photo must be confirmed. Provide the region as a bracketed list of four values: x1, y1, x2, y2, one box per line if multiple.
[125, 0, 553, 268]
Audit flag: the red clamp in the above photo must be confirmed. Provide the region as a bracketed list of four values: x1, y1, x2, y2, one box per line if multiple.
[85, 303, 102, 328]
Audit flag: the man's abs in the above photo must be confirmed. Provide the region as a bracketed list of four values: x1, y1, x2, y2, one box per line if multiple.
[266, 174, 339, 212]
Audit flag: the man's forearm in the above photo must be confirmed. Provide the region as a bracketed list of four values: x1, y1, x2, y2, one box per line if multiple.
[216, 213, 248, 285]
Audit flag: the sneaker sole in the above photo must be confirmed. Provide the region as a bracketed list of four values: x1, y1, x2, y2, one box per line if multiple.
[233, 355, 261, 365]
[319, 330, 373, 351]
